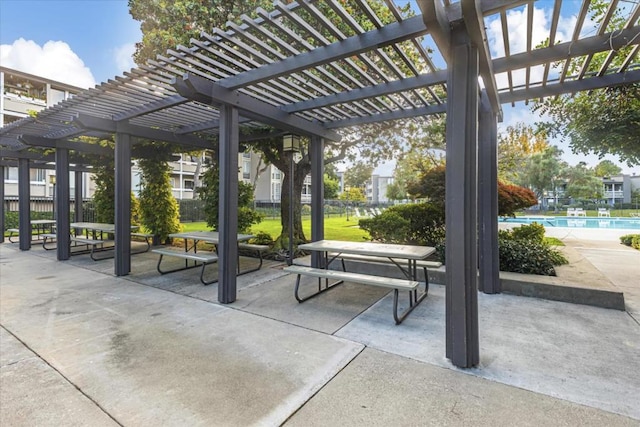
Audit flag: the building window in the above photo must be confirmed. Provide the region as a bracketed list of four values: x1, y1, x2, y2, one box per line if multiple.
[30, 169, 46, 182]
[272, 182, 281, 201]
[243, 160, 251, 180]
[4, 167, 18, 180]
[272, 170, 282, 180]
[184, 180, 194, 190]
[49, 87, 66, 105]
[242, 152, 251, 159]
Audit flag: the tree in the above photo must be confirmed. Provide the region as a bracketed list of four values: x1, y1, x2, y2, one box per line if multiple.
[343, 163, 374, 190]
[407, 165, 537, 216]
[339, 187, 366, 203]
[594, 160, 622, 178]
[387, 149, 444, 201]
[137, 154, 181, 243]
[196, 165, 263, 233]
[497, 123, 549, 184]
[129, 0, 446, 250]
[562, 162, 604, 204]
[533, 1, 640, 166]
[406, 165, 446, 205]
[520, 146, 564, 207]
[323, 174, 340, 200]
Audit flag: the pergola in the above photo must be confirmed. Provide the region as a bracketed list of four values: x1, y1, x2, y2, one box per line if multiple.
[1, 0, 638, 368]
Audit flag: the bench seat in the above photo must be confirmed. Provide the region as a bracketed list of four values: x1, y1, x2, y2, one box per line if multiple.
[7, 228, 19, 243]
[284, 265, 427, 324]
[328, 252, 441, 287]
[151, 248, 218, 285]
[70, 236, 111, 260]
[41, 233, 57, 250]
[131, 232, 154, 252]
[237, 243, 269, 273]
[332, 252, 442, 269]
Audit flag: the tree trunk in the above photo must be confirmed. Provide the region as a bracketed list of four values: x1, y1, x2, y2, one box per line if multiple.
[275, 153, 308, 256]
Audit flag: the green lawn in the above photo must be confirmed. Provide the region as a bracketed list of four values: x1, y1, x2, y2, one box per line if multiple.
[181, 216, 370, 242]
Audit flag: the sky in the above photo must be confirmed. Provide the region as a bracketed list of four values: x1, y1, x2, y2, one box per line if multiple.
[0, 0, 637, 176]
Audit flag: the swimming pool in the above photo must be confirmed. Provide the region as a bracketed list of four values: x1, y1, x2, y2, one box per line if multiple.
[501, 216, 640, 230]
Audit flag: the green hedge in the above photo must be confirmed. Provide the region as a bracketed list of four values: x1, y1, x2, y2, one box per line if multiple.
[358, 203, 445, 246]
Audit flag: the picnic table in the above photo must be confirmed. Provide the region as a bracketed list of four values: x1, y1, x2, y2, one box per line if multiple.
[152, 231, 267, 285]
[285, 240, 436, 324]
[68, 222, 148, 260]
[7, 219, 56, 243]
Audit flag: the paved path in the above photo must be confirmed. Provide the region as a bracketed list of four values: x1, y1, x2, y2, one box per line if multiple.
[2, 241, 639, 426]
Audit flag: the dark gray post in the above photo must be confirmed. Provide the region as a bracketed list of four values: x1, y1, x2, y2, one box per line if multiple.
[74, 171, 83, 222]
[478, 91, 500, 294]
[445, 22, 480, 368]
[115, 132, 132, 276]
[55, 148, 71, 260]
[0, 165, 4, 243]
[310, 135, 325, 268]
[218, 105, 239, 303]
[18, 158, 31, 251]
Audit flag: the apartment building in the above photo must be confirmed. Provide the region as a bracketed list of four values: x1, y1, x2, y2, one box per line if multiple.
[1, 66, 94, 199]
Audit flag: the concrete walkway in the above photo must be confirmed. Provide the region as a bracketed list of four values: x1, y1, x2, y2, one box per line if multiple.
[1, 234, 639, 426]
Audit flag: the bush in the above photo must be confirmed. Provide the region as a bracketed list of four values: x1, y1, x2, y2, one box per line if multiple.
[498, 227, 568, 275]
[359, 203, 445, 246]
[510, 222, 545, 243]
[620, 234, 637, 246]
[621, 234, 640, 250]
[250, 231, 274, 246]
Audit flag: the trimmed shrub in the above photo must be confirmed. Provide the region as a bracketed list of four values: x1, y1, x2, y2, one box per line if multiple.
[631, 235, 640, 250]
[510, 222, 545, 243]
[359, 203, 445, 246]
[498, 226, 568, 275]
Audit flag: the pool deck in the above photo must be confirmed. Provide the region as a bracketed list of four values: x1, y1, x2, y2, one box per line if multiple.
[1, 228, 639, 426]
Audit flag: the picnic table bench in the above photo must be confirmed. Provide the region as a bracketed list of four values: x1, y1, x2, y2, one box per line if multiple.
[152, 248, 219, 285]
[290, 240, 436, 324]
[284, 265, 423, 324]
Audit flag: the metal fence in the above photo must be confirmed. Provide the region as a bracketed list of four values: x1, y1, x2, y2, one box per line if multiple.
[3, 197, 95, 230]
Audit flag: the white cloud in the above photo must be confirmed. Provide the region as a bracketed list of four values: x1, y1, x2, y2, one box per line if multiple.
[486, 5, 577, 90]
[113, 43, 136, 74]
[0, 38, 95, 88]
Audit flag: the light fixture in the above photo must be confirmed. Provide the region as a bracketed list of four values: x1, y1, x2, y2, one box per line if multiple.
[282, 134, 300, 153]
[49, 175, 56, 185]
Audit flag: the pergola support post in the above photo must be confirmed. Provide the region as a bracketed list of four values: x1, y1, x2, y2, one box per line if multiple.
[74, 171, 84, 222]
[478, 91, 500, 294]
[18, 158, 31, 251]
[310, 135, 325, 268]
[0, 165, 4, 243]
[218, 105, 239, 304]
[445, 23, 480, 368]
[115, 132, 132, 276]
[55, 148, 71, 260]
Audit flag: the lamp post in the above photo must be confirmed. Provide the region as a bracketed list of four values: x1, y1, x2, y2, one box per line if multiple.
[345, 186, 350, 221]
[283, 134, 300, 266]
[49, 174, 57, 220]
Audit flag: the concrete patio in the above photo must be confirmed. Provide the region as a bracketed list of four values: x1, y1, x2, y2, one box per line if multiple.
[1, 230, 639, 426]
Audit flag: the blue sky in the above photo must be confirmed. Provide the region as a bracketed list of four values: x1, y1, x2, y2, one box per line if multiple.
[0, 0, 636, 175]
[0, 0, 139, 86]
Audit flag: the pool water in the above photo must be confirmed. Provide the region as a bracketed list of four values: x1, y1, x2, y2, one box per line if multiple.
[502, 216, 640, 230]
